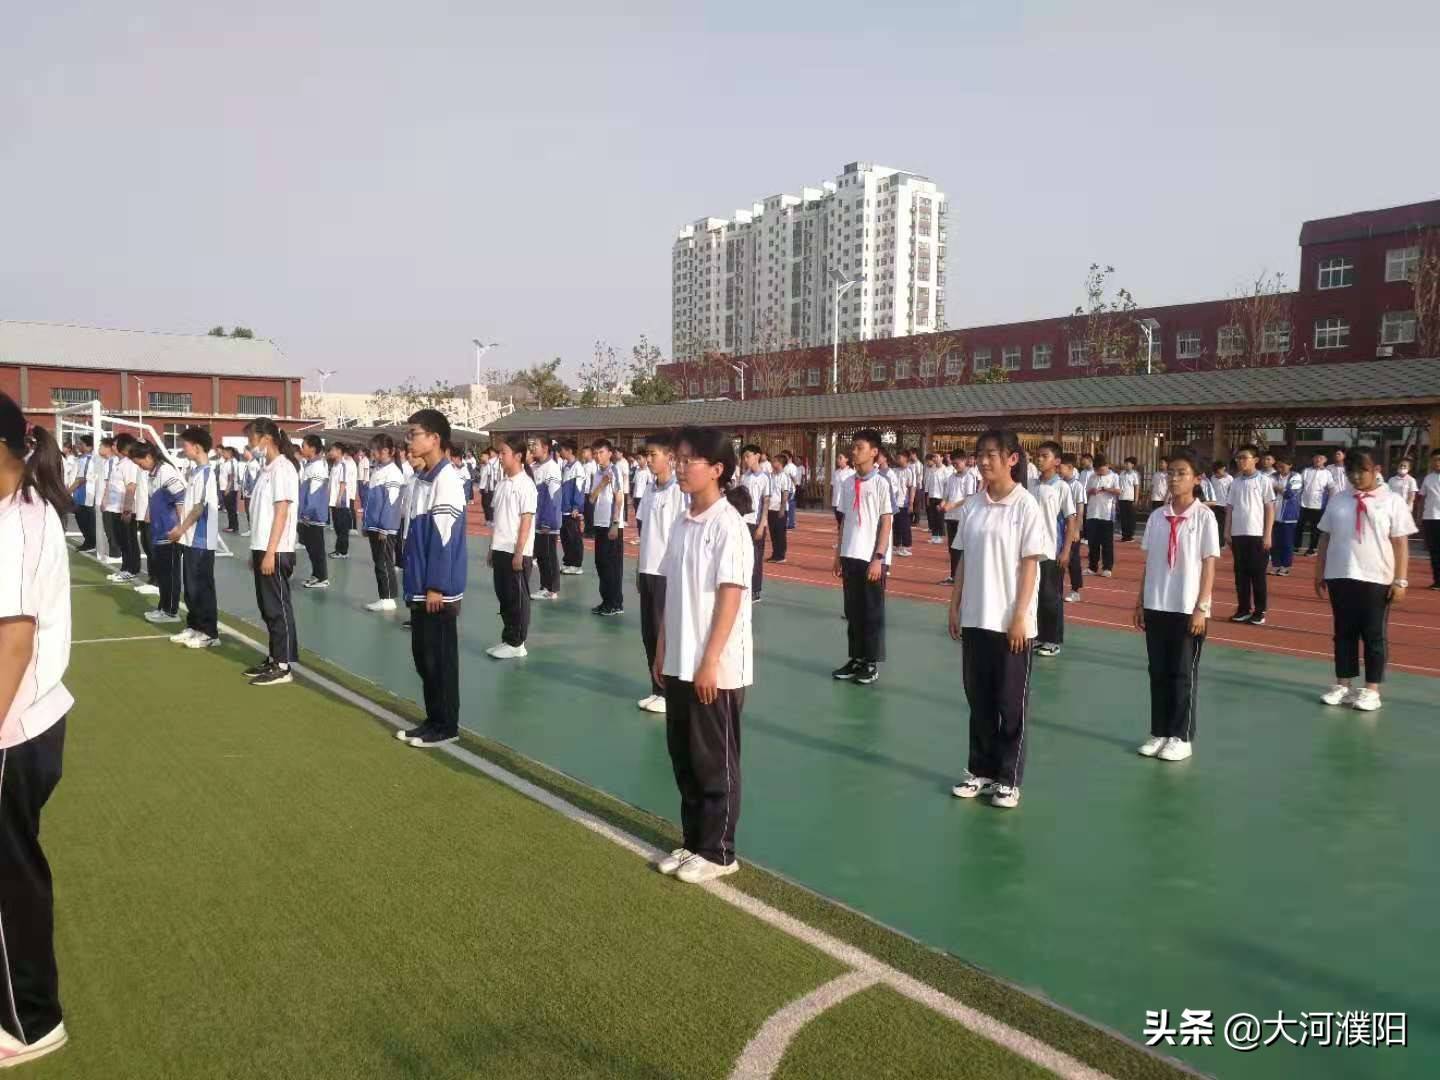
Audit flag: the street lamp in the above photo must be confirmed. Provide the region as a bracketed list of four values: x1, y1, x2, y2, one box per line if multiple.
[826, 268, 863, 507]
[1135, 317, 1161, 374]
[315, 368, 337, 394]
[133, 376, 145, 432]
[730, 361, 747, 401]
[472, 339, 499, 386]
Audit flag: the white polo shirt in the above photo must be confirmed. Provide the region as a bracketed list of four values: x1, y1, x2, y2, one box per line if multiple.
[1033, 474, 1077, 556]
[740, 470, 770, 526]
[104, 455, 138, 513]
[955, 484, 1050, 638]
[1205, 474, 1233, 507]
[1149, 470, 1169, 502]
[490, 470, 537, 556]
[831, 466, 855, 511]
[217, 457, 235, 494]
[925, 465, 951, 499]
[328, 460, 349, 507]
[638, 477, 687, 576]
[0, 493, 72, 750]
[1299, 466, 1333, 510]
[591, 462, 625, 529]
[839, 469, 893, 565]
[767, 469, 794, 513]
[1086, 471, 1120, 522]
[249, 454, 299, 553]
[1118, 468, 1140, 501]
[343, 457, 359, 499]
[1140, 500, 1221, 614]
[1328, 464, 1350, 493]
[181, 463, 220, 549]
[1318, 488, 1417, 584]
[943, 468, 979, 521]
[132, 462, 152, 523]
[1387, 472, 1417, 504]
[659, 495, 753, 689]
[630, 465, 652, 520]
[1227, 471, 1276, 536]
[1422, 471, 1440, 520]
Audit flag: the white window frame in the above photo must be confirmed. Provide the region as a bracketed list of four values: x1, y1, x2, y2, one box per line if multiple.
[786, 369, 803, 389]
[943, 349, 963, 376]
[893, 358, 910, 380]
[1261, 322, 1291, 353]
[807, 368, 821, 387]
[1380, 310, 1417, 345]
[1002, 346, 1021, 371]
[1385, 246, 1420, 283]
[688, 380, 700, 395]
[973, 348, 992, 373]
[919, 358, 938, 379]
[1175, 331, 1201, 359]
[1031, 344, 1052, 370]
[1317, 256, 1354, 290]
[236, 394, 278, 417]
[870, 362, 887, 382]
[1067, 341, 1089, 367]
[1216, 325, 1245, 357]
[1313, 317, 1350, 350]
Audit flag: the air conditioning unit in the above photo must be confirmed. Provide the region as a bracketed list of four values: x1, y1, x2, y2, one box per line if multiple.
[1376, 346, 1395, 357]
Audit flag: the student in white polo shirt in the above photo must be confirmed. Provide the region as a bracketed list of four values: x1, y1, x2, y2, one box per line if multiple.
[242, 418, 300, 686]
[327, 443, 353, 558]
[939, 450, 977, 585]
[739, 446, 771, 599]
[636, 431, 688, 714]
[1327, 449, 1349, 495]
[948, 430, 1049, 810]
[1060, 454, 1087, 602]
[1031, 441, 1078, 657]
[168, 427, 222, 649]
[103, 433, 142, 580]
[1133, 448, 1219, 763]
[1226, 444, 1276, 626]
[485, 435, 536, 659]
[0, 395, 72, 1069]
[69, 435, 98, 552]
[1085, 453, 1120, 576]
[1421, 449, 1440, 591]
[833, 429, 893, 687]
[1297, 451, 1334, 556]
[1387, 457, 1418, 511]
[651, 425, 753, 885]
[526, 436, 564, 601]
[1117, 456, 1141, 541]
[587, 438, 627, 616]
[297, 434, 331, 589]
[1149, 455, 1170, 513]
[1314, 447, 1415, 712]
[765, 452, 795, 564]
[830, 450, 854, 535]
[127, 440, 158, 595]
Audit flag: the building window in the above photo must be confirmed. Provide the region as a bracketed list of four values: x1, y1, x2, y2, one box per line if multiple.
[1217, 326, 1245, 357]
[787, 370, 803, 389]
[871, 363, 887, 382]
[1317, 256, 1354, 290]
[916, 286, 930, 326]
[1313, 317, 1350, 350]
[718, 376, 730, 394]
[1261, 322, 1291, 353]
[147, 391, 193, 414]
[1002, 346, 1021, 371]
[688, 380, 700, 395]
[919, 358, 938, 379]
[1031, 344, 1052, 370]
[161, 423, 184, 452]
[1380, 310, 1417, 345]
[1067, 341, 1090, 367]
[973, 348, 992, 373]
[944, 349, 963, 376]
[1176, 331, 1202, 359]
[1385, 246, 1420, 283]
[237, 394, 278, 416]
[894, 358, 910, 380]
[807, 368, 821, 387]
[50, 387, 101, 406]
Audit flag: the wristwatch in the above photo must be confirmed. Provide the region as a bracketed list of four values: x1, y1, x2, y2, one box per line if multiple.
[872, 551, 886, 561]
[1195, 600, 1212, 616]
[1394, 579, 1409, 589]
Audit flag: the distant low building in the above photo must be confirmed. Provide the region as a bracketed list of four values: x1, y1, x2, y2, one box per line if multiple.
[301, 382, 511, 431]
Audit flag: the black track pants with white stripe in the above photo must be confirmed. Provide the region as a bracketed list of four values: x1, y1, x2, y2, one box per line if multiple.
[664, 682, 744, 866]
[0, 717, 65, 1044]
[251, 551, 298, 664]
[961, 628, 1032, 787]
[1144, 610, 1205, 740]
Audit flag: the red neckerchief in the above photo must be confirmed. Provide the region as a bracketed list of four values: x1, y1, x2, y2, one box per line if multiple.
[1163, 501, 1192, 569]
[853, 472, 863, 511]
[1354, 489, 1372, 536]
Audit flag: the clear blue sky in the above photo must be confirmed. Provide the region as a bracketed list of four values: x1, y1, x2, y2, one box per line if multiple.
[3, 1, 1436, 392]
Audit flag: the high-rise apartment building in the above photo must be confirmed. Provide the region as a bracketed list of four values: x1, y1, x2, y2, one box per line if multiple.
[672, 162, 947, 362]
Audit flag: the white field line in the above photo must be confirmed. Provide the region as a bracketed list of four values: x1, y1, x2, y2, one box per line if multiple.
[211, 617, 1124, 1080]
[728, 971, 879, 1079]
[72, 635, 170, 645]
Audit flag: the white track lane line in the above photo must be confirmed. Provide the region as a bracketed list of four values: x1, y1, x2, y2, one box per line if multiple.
[72, 635, 171, 645]
[212, 618, 1128, 1080]
[728, 971, 880, 1079]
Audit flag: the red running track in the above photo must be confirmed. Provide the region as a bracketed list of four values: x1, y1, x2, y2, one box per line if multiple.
[465, 505, 1440, 678]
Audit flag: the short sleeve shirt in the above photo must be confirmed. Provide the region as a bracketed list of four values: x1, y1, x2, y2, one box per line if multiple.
[659, 497, 753, 688]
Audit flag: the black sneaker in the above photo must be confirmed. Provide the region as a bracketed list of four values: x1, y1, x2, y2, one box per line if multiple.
[938, 576, 954, 585]
[251, 665, 293, 687]
[395, 723, 432, 744]
[402, 620, 412, 630]
[603, 607, 624, 617]
[1229, 612, 1252, 624]
[243, 659, 275, 678]
[591, 604, 609, 615]
[411, 728, 458, 748]
[832, 659, 861, 680]
[854, 662, 879, 685]
[1249, 613, 1267, 626]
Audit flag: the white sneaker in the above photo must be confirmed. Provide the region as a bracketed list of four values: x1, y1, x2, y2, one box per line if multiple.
[133, 583, 160, 596]
[303, 577, 330, 589]
[641, 694, 666, 714]
[637, 694, 658, 710]
[676, 856, 740, 884]
[1137, 736, 1166, 757]
[656, 847, 694, 875]
[990, 784, 1021, 809]
[365, 598, 398, 612]
[951, 775, 995, 799]
[530, 590, 559, 600]
[0, 1021, 68, 1069]
[1065, 591, 1081, 603]
[144, 610, 181, 623]
[486, 643, 528, 659]
[241, 529, 251, 537]
[1320, 683, 1357, 706]
[561, 566, 583, 576]
[1351, 688, 1382, 712]
[896, 548, 912, 557]
[1157, 738, 1193, 762]
[1100, 569, 1113, 578]
[184, 633, 221, 649]
[103, 555, 123, 564]
[170, 627, 200, 644]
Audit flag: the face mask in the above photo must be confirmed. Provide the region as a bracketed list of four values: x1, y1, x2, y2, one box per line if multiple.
[1398, 466, 1409, 475]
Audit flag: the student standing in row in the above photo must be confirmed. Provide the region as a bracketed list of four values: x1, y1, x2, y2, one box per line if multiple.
[925, 451, 950, 543]
[765, 452, 793, 565]
[128, 442, 158, 596]
[1149, 455, 1169, 513]
[1327, 449, 1349, 495]
[528, 437, 564, 602]
[478, 447, 498, 524]
[1421, 449, 1440, 590]
[652, 425, 753, 885]
[396, 410, 468, 747]
[891, 449, 914, 557]
[297, 435, 330, 589]
[1117, 456, 1141, 541]
[104, 433, 141, 582]
[362, 434, 405, 613]
[559, 440, 588, 575]
[833, 429, 892, 686]
[1085, 453, 1119, 576]
[588, 439, 626, 616]
[217, 446, 240, 533]
[1297, 451, 1333, 556]
[1133, 448, 1218, 763]
[1203, 462, 1232, 548]
[0, 394, 73, 1070]
[1314, 448, 1414, 712]
[70, 436, 97, 552]
[1387, 458, 1418, 513]
[636, 432, 687, 715]
[629, 450, 652, 547]
[487, 435, 535, 660]
[948, 430, 1048, 810]
[1226, 444, 1275, 625]
[1032, 440, 1077, 658]
[168, 428, 221, 650]
[1270, 456, 1302, 577]
[241, 449, 263, 537]
[132, 443, 186, 625]
[328, 444, 354, 559]
[242, 419, 300, 686]
[1061, 454, 1087, 602]
[831, 451, 853, 534]
[938, 450, 976, 585]
[740, 447, 770, 601]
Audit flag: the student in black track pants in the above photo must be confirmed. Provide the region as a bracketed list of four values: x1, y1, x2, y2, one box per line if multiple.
[242, 418, 301, 687]
[1030, 441, 1078, 658]
[587, 438, 627, 615]
[832, 429, 892, 686]
[634, 431, 687, 715]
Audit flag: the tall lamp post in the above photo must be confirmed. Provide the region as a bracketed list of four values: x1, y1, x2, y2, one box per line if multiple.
[1135, 317, 1161, 374]
[472, 339, 499, 386]
[315, 368, 337, 394]
[825, 268, 863, 508]
[133, 376, 145, 433]
[730, 361, 747, 401]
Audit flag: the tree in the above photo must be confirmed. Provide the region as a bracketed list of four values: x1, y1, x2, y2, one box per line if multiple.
[514, 358, 572, 410]
[624, 334, 680, 406]
[207, 326, 226, 337]
[1412, 229, 1440, 357]
[1069, 264, 1145, 375]
[366, 378, 458, 425]
[1218, 271, 1297, 369]
[577, 340, 624, 408]
[231, 326, 255, 339]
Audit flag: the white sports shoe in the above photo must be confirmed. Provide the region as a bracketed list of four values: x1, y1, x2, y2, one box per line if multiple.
[676, 856, 740, 884]
[170, 627, 200, 644]
[1137, 736, 1166, 757]
[990, 784, 1021, 809]
[133, 583, 160, 596]
[656, 847, 694, 875]
[951, 775, 995, 799]
[486, 643, 528, 659]
[1157, 738, 1193, 762]
[365, 598, 398, 612]
[530, 589, 559, 601]
[641, 694, 666, 714]
[1320, 683, 1357, 706]
[1065, 591, 1082, 603]
[184, 633, 221, 649]
[637, 694, 657, 710]
[0, 1021, 67, 1069]
[1100, 569, 1113, 578]
[1350, 688, 1382, 712]
[144, 610, 181, 623]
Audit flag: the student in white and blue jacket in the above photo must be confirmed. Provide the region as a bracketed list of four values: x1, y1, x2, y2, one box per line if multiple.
[362, 433, 405, 612]
[527, 436, 564, 600]
[297, 434, 331, 589]
[396, 409, 468, 749]
[558, 440, 588, 573]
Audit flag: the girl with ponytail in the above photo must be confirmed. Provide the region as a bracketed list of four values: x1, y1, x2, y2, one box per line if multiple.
[0, 391, 73, 1066]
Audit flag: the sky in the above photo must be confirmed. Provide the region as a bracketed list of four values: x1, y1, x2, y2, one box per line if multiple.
[3, 1, 1438, 393]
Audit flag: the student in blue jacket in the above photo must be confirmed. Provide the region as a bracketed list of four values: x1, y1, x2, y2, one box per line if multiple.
[396, 409, 467, 749]
[362, 433, 406, 612]
[558, 440, 588, 574]
[527, 436, 564, 600]
[297, 435, 331, 589]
